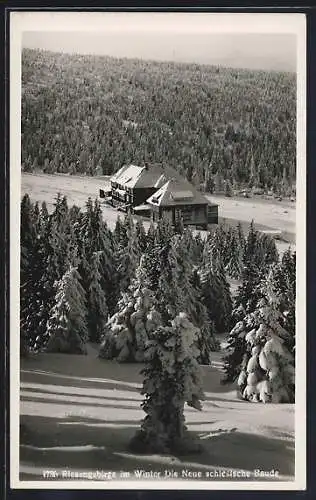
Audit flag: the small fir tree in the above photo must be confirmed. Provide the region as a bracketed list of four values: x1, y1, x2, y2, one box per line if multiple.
[130, 312, 205, 454]
[45, 267, 88, 354]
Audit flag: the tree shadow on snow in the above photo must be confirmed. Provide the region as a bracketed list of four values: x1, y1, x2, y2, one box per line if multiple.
[182, 429, 295, 477]
[21, 395, 143, 412]
[21, 353, 144, 385]
[20, 413, 140, 472]
[20, 414, 294, 482]
[22, 386, 142, 402]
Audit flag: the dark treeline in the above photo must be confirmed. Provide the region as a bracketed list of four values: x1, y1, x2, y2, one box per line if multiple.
[22, 49, 296, 197]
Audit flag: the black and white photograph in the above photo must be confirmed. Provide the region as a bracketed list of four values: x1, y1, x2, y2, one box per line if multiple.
[10, 11, 306, 490]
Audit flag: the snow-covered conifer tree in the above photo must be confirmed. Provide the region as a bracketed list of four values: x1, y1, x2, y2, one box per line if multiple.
[32, 201, 40, 232]
[69, 204, 82, 225]
[207, 224, 226, 263]
[174, 215, 185, 235]
[51, 193, 69, 226]
[222, 262, 264, 384]
[20, 194, 41, 355]
[135, 217, 147, 253]
[225, 229, 243, 279]
[20, 194, 37, 281]
[115, 212, 141, 293]
[78, 198, 118, 317]
[86, 251, 109, 343]
[39, 201, 49, 233]
[45, 267, 88, 354]
[236, 272, 295, 403]
[113, 215, 128, 249]
[99, 255, 161, 362]
[236, 221, 245, 250]
[193, 232, 204, 265]
[154, 214, 174, 247]
[157, 231, 218, 360]
[190, 268, 219, 359]
[259, 233, 279, 268]
[130, 312, 204, 453]
[242, 220, 270, 272]
[146, 220, 156, 252]
[200, 242, 233, 334]
[273, 248, 296, 353]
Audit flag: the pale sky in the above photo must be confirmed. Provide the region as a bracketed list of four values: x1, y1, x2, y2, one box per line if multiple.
[23, 31, 297, 72]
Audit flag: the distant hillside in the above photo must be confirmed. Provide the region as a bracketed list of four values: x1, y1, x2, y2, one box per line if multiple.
[21, 48, 296, 196]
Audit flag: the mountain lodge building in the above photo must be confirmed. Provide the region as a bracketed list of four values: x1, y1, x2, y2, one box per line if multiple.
[100, 163, 218, 228]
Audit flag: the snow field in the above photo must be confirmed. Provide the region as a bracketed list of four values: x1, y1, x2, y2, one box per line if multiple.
[20, 352, 295, 482]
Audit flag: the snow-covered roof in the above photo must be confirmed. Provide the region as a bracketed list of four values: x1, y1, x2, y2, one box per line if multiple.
[170, 190, 194, 201]
[110, 163, 182, 189]
[111, 164, 130, 182]
[146, 179, 209, 207]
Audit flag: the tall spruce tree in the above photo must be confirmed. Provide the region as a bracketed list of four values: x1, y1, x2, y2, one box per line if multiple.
[39, 201, 49, 232]
[274, 248, 296, 351]
[207, 224, 226, 263]
[259, 233, 279, 268]
[86, 251, 109, 343]
[31, 195, 79, 349]
[115, 212, 141, 293]
[78, 198, 117, 323]
[156, 231, 218, 360]
[130, 312, 205, 454]
[135, 217, 147, 253]
[99, 255, 161, 362]
[190, 268, 219, 360]
[146, 220, 156, 252]
[200, 241, 233, 334]
[225, 229, 243, 280]
[222, 262, 264, 384]
[236, 221, 246, 251]
[20, 194, 37, 355]
[45, 266, 88, 354]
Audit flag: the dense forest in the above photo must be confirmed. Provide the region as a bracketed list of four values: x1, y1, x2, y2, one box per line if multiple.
[21, 49, 296, 197]
[21, 193, 295, 408]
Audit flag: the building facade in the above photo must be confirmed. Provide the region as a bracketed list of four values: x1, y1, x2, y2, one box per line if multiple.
[103, 163, 218, 227]
[146, 178, 218, 229]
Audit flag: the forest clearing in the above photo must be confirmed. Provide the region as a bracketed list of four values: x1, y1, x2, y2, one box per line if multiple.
[21, 172, 296, 253]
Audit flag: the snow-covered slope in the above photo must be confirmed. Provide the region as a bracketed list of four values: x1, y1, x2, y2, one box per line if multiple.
[19, 351, 295, 485]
